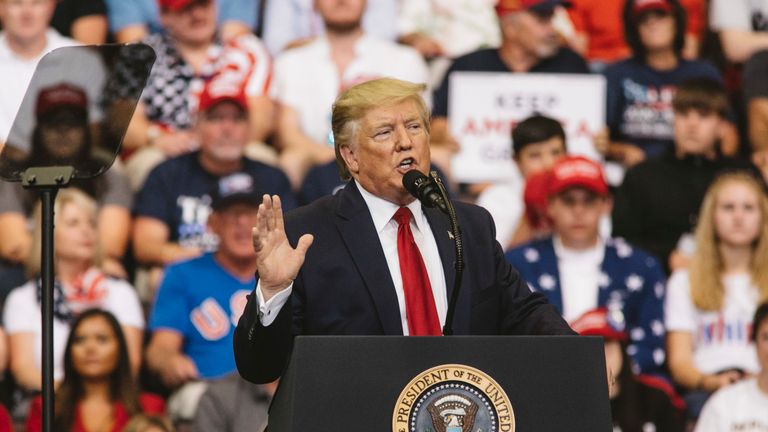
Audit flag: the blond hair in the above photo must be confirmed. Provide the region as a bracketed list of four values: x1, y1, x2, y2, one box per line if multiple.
[25, 188, 102, 278]
[331, 77, 430, 180]
[689, 172, 768, 310]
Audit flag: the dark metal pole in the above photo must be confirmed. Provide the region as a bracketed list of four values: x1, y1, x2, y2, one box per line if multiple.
[40, 187, 57, 432]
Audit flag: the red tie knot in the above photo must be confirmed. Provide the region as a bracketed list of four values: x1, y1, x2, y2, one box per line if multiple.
[393, 207, 413, 226]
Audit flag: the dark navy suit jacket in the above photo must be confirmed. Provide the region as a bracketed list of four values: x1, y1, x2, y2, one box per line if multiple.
[234, 181, 573, 383]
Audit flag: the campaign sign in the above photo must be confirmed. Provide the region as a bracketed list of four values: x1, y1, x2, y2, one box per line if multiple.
[448, 72, 606, 183]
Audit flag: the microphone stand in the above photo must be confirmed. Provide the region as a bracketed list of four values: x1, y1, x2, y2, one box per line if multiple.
[429, 171, 463, 336]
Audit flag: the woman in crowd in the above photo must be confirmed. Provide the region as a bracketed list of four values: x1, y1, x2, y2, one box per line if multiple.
[666, 172, 768, 419]
[604, 0, 726, 168]
[25, 309, 164, 431]
[0, 83, 133, 284]
[694, 302, 768, 431]
[3, 188, 144, 391]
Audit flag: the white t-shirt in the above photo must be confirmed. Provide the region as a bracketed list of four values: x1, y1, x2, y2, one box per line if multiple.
[0, 29, 78, 144]
[710, 0, 768, 31]
[694, 378, 768, 432]
[554, 236, 605, 322]
[397, 0, 501, 58]
[475, 179, 524, 247]
[665, 270, 759, 374]
[272, 34, 430, 145]
[3, 278, 145, 381]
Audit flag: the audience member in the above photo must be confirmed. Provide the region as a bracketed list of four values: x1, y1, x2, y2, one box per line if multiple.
[612, 78, 757, 272]
[507, 155, 667, 376]
[271, 0, 429, 188]
[51, 0, 108, 44]
[709, 0, 768, 64]
[121, 0, 273, 190]
[604, 0, 723, 168]
[430, 0, 588, 175]
[572, 308, 684, 431]
[665, 172, 768, 419]
[261, 0, 398, 55]
[744, 50, 768, 180]
[192, 374, 276, 432]
[398, 0, 501, 75]
[105, 0, 259, 43]
[694, 302, 768, 432]
[476, 115, 567, 250]
[131, 80, 294, 274]
[0, 0, 78, 145]
[3, 189, 144, 391]
[0, 83, 133, 288]
[25, 309, 164, 432]
[144, 179, 260, 422]
[566, 0, 705, 69]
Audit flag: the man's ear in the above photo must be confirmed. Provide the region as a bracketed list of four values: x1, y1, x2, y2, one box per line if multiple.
[340, 145, 359, 177]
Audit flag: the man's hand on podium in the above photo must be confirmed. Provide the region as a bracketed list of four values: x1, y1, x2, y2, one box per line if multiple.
[252, 194, 314, 301]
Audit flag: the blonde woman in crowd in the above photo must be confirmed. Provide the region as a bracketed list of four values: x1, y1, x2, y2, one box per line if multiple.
[2, 188, 144, 391]
[665, 172, 768, 419]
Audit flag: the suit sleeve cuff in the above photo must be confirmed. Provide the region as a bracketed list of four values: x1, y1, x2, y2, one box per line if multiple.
[256, 282, 293, 326]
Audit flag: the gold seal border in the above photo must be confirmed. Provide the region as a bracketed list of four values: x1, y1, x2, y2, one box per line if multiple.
[391, 364, 515, 432]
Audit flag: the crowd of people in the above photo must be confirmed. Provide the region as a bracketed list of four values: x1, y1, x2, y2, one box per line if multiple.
[0, 0, 767, 430]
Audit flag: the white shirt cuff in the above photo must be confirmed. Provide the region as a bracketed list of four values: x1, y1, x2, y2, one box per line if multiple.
[256, 282, 293, 326]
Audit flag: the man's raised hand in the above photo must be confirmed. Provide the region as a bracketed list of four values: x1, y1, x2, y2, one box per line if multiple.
[252, 194, 313, 300]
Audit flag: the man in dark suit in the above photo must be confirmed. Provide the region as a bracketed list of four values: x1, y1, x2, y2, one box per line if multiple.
[234, 78, 574, 384]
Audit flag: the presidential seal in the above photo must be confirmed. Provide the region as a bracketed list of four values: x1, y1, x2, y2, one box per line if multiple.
[392, 364, 515, 432]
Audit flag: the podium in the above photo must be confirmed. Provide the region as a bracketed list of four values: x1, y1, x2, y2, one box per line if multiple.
[267, 336, 612, 431]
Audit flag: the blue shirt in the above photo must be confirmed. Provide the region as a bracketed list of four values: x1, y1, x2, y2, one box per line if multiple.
[134, 152, 296, 251]
[604, 58, 722, 158]
[150, 253, 254, 379]
[105, 0, 258, 34]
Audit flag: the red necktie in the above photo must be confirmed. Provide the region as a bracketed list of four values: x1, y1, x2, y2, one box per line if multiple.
[393, 207, 441, 336]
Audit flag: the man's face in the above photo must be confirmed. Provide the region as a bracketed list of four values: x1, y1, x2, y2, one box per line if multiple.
[340, 99, 431, 206]
[315, 0, 365, 32]
[547, 188, 609, 248]
[161, 0, 217, 46]
[197, 101, 249, 164]
[515, 136, 566, 178]
[503, 9, 560, 60]
[673, 108, 721, 156]
[637, 10, 675, 52]
[0, 0, 55, 43]
[209, 203, 259, 261]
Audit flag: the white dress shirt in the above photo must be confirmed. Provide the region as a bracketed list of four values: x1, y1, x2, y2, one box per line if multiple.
[258, 181, 448, 335]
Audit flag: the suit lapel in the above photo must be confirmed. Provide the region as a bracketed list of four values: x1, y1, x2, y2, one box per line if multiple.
[335, 182, 404, 335]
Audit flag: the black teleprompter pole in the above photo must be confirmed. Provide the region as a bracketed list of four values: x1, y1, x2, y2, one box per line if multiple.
[23, 166, 73, 432]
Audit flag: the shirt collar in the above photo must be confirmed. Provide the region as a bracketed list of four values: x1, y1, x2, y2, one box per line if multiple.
[355, 180, 426, 234]
[553, 235, 604, 262]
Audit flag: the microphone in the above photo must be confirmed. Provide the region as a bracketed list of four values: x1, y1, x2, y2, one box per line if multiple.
[402, 170, 448, 213]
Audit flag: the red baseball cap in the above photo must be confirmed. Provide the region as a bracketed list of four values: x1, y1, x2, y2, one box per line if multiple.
[496, 0, 571, 16]
[35, 83, 88, 118]
[523, 170, 552, 228]
[198, 77, 248, 113]
[570, 308, 627, 342]
[157, 0, 209, 12]
[547, 155, 608, 198]
[632, 0, 672, 17]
